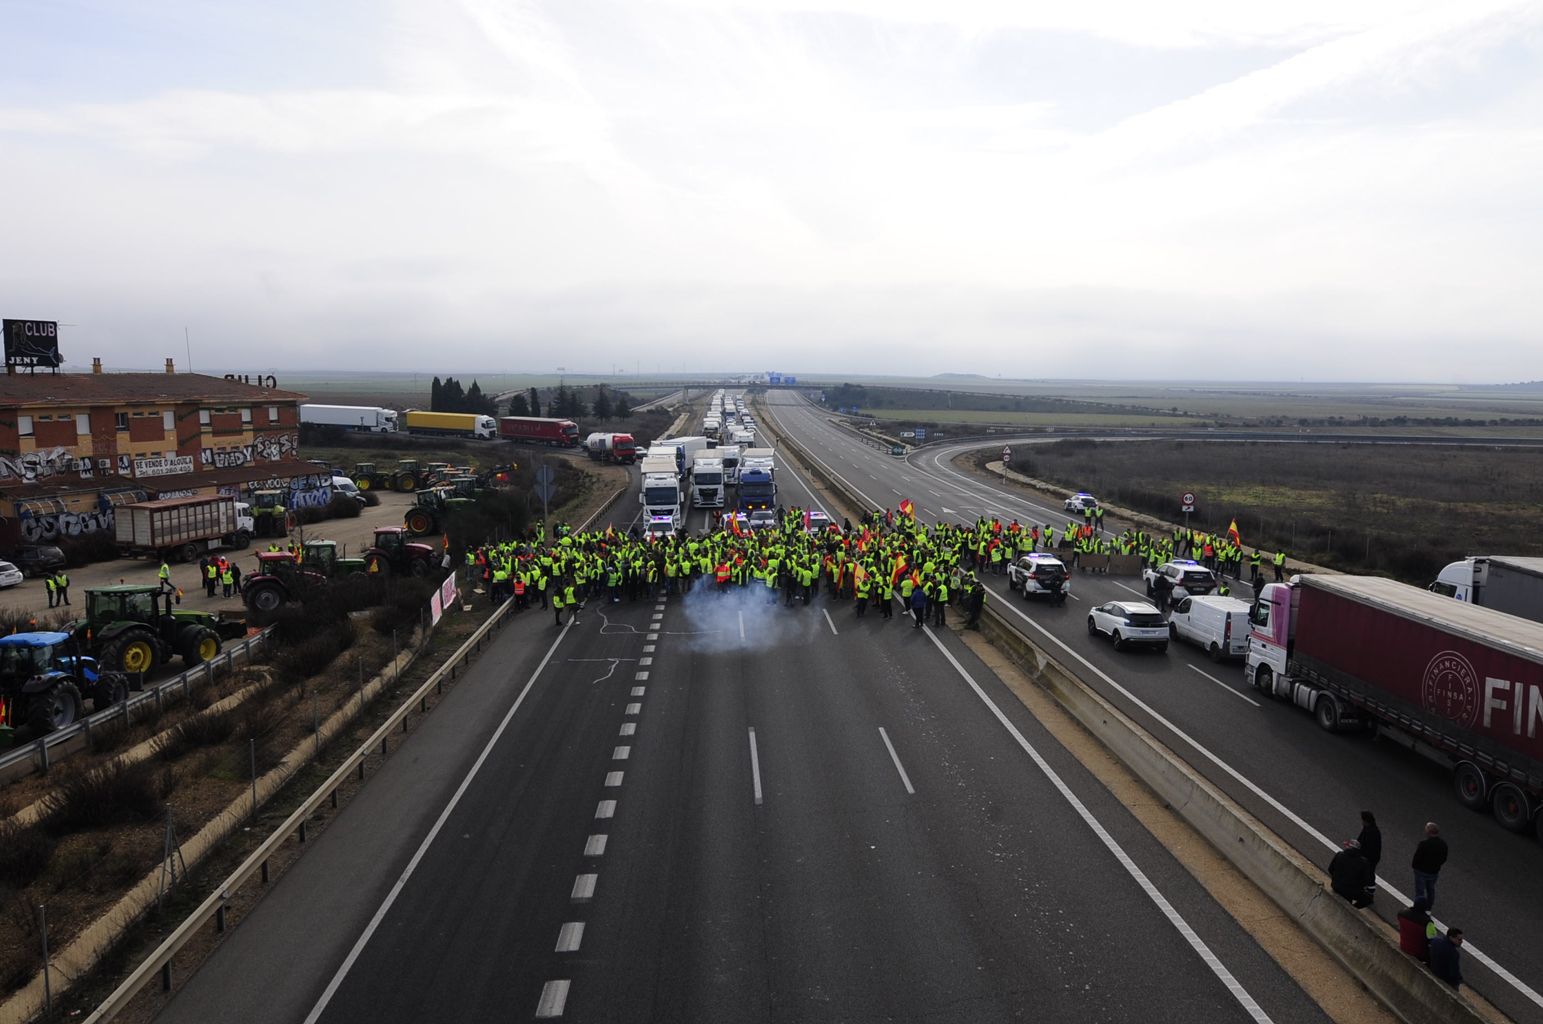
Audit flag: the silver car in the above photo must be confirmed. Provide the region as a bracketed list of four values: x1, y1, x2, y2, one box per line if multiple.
[0, 561, 23, 589]
[1088, 601, 1169, 652]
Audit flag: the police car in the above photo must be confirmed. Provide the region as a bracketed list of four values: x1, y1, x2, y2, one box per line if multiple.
[1087, 601, 1170, 652]
[720, 512, 749, 533]
[1143, 559, 1218, 600]
[644, 515, 677, 540]
[1064, 492, 1099, 513]
[804, 511, 834, 534]
[748, 510, 778, 531]
[1006, 552, 1070, 600]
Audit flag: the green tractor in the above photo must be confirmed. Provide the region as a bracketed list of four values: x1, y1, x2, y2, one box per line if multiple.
[351, 463, 391, 491]
[71, 585, 248, 678]
[250, 488, 289, 539]
[392, 460, 435, 492]
[403, 486, 475, 537]
[240, 541, 368, 612]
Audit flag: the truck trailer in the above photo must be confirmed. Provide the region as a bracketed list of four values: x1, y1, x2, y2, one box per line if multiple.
[115, 496, 255, 563]
[300, 404, 399, 433]
[583, 432, 637, 464]
[1247, 574, 1543, 839]
[404, 410, 497, 439]
[500, 416, 581, 447]
[718, 444, 742, 486]
[1430, 555, 1543, 624]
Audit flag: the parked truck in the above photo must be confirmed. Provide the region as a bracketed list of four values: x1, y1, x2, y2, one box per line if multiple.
[300, 404, 399, 433]
[584, 432, 638, 464]
[115, 496, 254, 563]
[1247, 574, 1543, 839]
[691, 455, 726, 508]
[1430, 555, 1543, 624]
[639, 463, 685, 528]
[737, 449, 776, 512]
[500, 416, 581, 447]
[404, 410, 498, 439]
[652, 436, 711, 477]
[718, 444, 742, 486]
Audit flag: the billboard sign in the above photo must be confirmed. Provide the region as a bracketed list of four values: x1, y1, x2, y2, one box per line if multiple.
[3, 319, 62, 368]
[133, 455, 195, 479]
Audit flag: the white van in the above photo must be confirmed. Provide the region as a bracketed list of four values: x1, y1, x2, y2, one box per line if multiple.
[332, 475, 368, 506]
[1167, 594, 1251, 660]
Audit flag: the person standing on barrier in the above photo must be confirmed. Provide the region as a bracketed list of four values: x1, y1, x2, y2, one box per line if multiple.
[1411, 822, 1448, 910]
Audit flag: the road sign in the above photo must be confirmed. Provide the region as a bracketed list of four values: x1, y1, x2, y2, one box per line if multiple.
[535, 466, 555, 486]
[1181, 504, 1195, 513]
[1181, 491, 1195, 506]
[534, 480, 555, 504]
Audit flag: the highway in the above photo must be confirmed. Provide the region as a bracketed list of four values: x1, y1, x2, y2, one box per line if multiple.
[153, 419, 1335, 1024]
[757, 389, 1543, 1024]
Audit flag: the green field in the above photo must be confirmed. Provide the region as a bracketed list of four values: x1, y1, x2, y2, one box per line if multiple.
[872, 408, 1191, 428]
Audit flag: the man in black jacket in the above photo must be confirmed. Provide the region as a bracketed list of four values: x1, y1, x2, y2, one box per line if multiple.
[1412, 822, 1449, 910]
[1357, 810, 1382, 901]
[1429, 928, 1464, 989]
[1329, 839, 1373, 908]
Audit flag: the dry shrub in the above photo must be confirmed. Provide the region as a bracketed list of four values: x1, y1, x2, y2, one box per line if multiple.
[155, 708, 238, 763]
[0, 825, 56, 889]
[41, 761, 174, 835]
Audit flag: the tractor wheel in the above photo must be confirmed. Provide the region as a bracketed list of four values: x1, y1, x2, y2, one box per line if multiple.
[395, 473, 418, 492]
[409, 557, 430, 578]
[405, 510, 434, 535]
[247, 583, 286, 613]
[104, 628, 160, 677]
[26, 682, 81, 735]
[357, 476, 372, 491]
[92, 673, 130, 712]
[179, 625, 221, 668]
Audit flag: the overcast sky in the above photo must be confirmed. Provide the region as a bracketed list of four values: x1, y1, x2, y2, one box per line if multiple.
[3, 0, 1540, 381]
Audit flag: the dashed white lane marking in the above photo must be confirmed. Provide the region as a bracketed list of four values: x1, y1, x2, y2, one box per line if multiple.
[822, 608, 839, 635]
[921, 626, 1275, 1024]
[535, 980, 570, 1018]
[585, 834, 608, 856]
[605, 771, 624, 787]
[631, 685, 646, 696]
[555, 922, 585, 952]
[1188, 664, 1261, 707]
[640, 656, 653, 666]
[748, 727, 764, 806]
[619, 722, 636, 736]
[625, 702, 642, 715]
[613, 746, 631, 760]
[635, 671, 650, 681]
[877, 727, 915, 795]
[738, 610, 746, 641]
[300, 617, 573, 1024]
[647, 633, 659, 641]
[595, 800, 616, 819]
[571, 874, 597, 901]
[643, 644, 656, 653]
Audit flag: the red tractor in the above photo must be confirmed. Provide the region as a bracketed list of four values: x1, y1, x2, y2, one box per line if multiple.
[362, 527, 438, 577]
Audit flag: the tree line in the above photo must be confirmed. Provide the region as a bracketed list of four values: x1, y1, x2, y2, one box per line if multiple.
[430, 376, 499, 416]
[506, 384, 632, 421]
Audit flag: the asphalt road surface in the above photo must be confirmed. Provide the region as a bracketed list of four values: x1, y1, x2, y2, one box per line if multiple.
[758, 389, 1543, 1024]
[154, 427, 1331, 1024]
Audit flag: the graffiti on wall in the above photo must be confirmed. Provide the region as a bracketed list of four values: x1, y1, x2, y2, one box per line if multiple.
[241, 472, 332, 510]
[0, 446, 84, 482]
[20, 507, 115, 543]
[252, 432, 299, 462]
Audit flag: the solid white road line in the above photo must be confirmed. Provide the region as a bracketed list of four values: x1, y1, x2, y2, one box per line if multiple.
[535, 979, 570, 1018]
[823, 608, 839, 635]
[301, 620, 574, 1024]
[584, 834, 608, 856]
[877, 727, 915, 795]
[1188, 664, 1261, 707]
[595, 800, 616, 819]
[921, 626, 1274, 1024]
[555, 922, 585, 953]
[748, 727, 764, 806]
[571, 874, 597, 901]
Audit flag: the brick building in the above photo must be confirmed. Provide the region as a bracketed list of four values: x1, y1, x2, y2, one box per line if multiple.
[0, 360, 323, 548]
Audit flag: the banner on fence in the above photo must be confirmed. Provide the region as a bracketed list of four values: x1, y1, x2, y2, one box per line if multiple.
[439, 573, 458, 610]
[430, 591, 443, 626]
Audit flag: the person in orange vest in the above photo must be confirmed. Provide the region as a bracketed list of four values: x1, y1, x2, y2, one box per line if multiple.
[715, 560, 731, 590]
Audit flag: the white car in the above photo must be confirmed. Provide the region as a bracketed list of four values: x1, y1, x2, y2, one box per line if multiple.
[645, 515, 677, 539]
[1087, 601, 1169, 652]
[748, 510, 778, 532]
[0, 561, 24, 589]
[804, 511, 834, 534]
[1143, 559, 1218, 601]
[1006, 553, 1070, 600]
[1064, 492, 1099, 514]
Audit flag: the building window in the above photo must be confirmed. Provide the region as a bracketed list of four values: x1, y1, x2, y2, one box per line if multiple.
[116, 412, 129, 431]
[18, 415, 32, 437]
[241, 408, 252, 424]
[76, 414, 89, 434]
[199, 409, 211, 426]
[162, 410, 174, 430]
[267, 406, 278, 421]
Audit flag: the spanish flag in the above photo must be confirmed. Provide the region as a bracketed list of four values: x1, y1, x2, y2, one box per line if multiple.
[729, 514, 744, 537]
[898, 498, 915, 518]
[891, 555, 908, 586]
[1227, 518, 1241, 545]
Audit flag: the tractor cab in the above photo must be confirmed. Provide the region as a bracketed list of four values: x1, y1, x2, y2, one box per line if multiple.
[83, 585, 160, 632]
[394, 460, 429, 492]
[447, 476, 481, 500]
[372, 527, 409, 555]
[0, 632, 71, 686]
[251, 488, 289, 538]
[0, 631, 128, 735]
[352, 462, 388, 492]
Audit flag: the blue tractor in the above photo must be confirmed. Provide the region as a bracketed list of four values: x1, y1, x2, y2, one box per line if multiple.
[0, 631, 130, 737]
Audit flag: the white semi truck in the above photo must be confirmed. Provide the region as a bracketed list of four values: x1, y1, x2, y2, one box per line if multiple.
[300, 404, 399, 433]
[691, 455, 726, 508]
[1430, 555, 1543, 624]
[639, 455, 684, 528]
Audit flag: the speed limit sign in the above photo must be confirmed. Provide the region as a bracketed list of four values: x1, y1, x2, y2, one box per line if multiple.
[1181, 491, 1195, 506]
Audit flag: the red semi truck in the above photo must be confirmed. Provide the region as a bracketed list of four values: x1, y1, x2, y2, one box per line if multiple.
[1247, 574, 1543, 840]
[583, 432, 637, 464]
[497, 416, 580, 447]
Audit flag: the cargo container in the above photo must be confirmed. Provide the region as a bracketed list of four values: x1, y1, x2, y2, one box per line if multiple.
[115, 496, 255, 563]
[404, 410, 497, 439]
[300, 404, 398, 433]
[1431, 555, 1543, 624]
[500, 416, 581, 447]
[1248, 574, 1543, 839]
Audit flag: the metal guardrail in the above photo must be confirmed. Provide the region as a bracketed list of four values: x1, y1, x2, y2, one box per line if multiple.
[83, 485, 628, 1023]
[0, 629, 272, 784]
